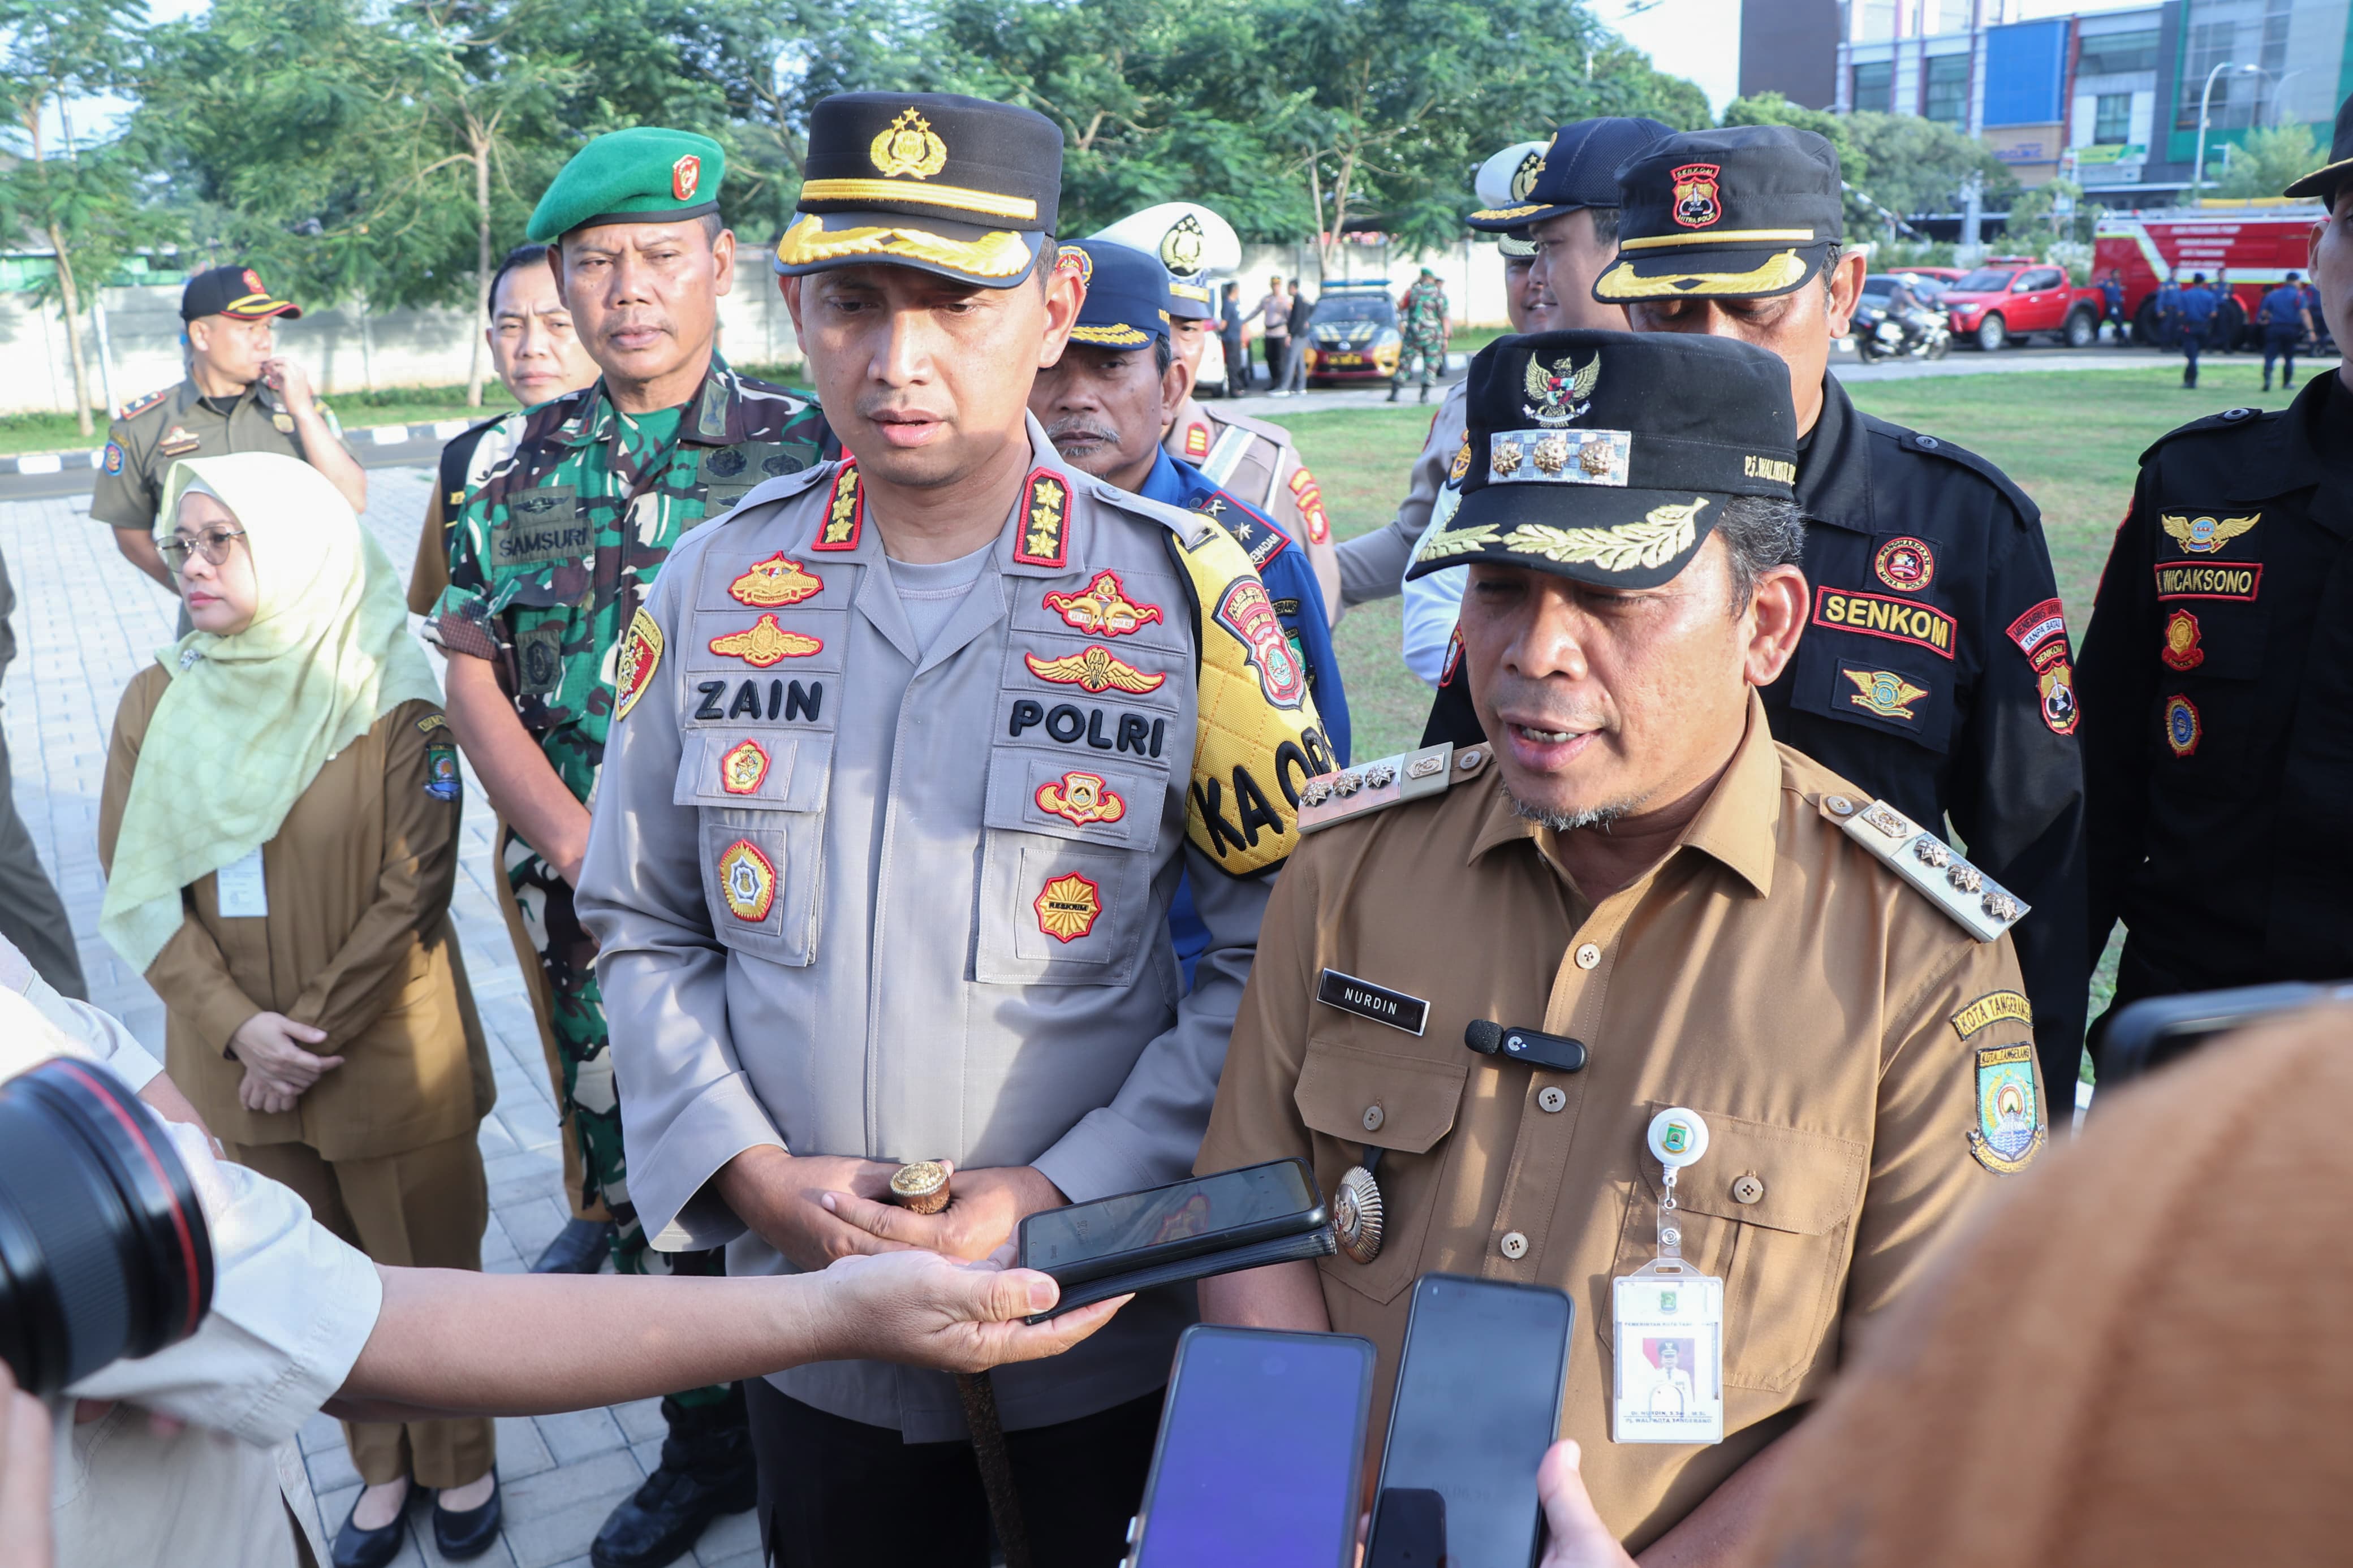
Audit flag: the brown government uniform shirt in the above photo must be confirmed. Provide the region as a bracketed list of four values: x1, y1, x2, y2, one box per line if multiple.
[99, 666, 493, 1158]
[1197, 693, 2044, 1549]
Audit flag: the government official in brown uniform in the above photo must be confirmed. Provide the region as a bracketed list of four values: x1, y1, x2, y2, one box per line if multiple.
[94, 265, 367, 594]
[1200, 331, 2044, 1556]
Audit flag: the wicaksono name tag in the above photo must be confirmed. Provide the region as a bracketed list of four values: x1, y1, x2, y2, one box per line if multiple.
[1316, 968, 1429, 1035]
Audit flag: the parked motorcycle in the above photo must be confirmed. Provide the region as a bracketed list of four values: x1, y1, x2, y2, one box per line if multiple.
[1855, 302, 1951, 363]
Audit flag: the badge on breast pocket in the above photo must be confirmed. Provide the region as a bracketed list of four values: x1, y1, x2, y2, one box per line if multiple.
[1614, 1108, 1725, 1445]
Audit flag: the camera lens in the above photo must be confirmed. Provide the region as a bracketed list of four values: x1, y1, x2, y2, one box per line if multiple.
[0, 1057, 214, 1397]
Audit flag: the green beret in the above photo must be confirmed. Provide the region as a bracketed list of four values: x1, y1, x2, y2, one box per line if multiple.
[528, 127, 726, 244]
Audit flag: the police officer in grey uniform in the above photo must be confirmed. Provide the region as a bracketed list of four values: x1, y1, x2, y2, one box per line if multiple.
[575, 92, 1333, 1568]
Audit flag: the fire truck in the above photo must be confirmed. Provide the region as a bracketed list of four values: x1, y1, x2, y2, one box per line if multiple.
[2092, 204, 2329, 349]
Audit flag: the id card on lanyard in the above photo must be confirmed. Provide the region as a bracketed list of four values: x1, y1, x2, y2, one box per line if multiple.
[1613, 1107, 1725, 1445]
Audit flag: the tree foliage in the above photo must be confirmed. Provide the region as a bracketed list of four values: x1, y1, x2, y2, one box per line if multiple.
[2214, 121, 2321, 200]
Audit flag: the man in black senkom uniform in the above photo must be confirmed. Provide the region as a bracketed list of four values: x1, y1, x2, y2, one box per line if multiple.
[2076, 93, 2353, 1073]
[1425, 124, 2089, 1092]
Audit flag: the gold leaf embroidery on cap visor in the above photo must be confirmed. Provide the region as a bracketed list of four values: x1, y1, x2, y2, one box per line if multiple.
[1416, 499, 1709, 572]
[1592, 249, 1812, 300]
[774, 214, 1036, 277]
[1068, 323, 1154, 347]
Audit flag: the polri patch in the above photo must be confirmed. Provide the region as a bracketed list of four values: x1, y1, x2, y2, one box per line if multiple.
[1213, 577, 1307, 710]
[1024, 645, 1165, 695]
[1036, 770, 1126, 827]
[719, 738, 771, 796]
[614, 608, 663, 720]
[1968, 1043, 2044, 1174]
[708, 614, 822, 667]
[2161, 609, 2205, 671]
[1316, 968, 1429, 1036]
[1950, 990, 2031, 1039]
[102, 441, 124, 475]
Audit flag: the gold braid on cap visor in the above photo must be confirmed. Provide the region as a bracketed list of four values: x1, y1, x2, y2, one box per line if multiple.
[773, 214, 1036, 278]
[1068, 323, 1154, 347]
[1592, 248, 1812, 300]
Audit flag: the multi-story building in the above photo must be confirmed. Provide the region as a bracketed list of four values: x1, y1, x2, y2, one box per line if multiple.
[1815, 0, 2353, 205]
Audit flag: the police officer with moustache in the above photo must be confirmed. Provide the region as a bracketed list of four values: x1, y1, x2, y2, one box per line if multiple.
[1337, 119, 1675, 684]
[1424, 126, 2090, 1094]
[425, 128, 828, 1568]
[1201, 330, 2044, 1558]
[2077, 96, 2353, 1072]
[575, 93, 1334, 1567]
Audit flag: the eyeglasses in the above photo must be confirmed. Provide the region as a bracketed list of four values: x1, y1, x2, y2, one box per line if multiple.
[161, 528, 247, 571]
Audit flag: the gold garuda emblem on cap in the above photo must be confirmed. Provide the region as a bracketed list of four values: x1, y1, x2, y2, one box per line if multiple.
[1522, 351, 1600, 427]
[871, 107, 949, 180]
[1161, 213, 1205, 275]
[1511, 149, 1545, 202]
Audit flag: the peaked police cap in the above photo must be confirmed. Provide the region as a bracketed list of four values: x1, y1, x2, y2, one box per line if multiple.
[1593, 124, 1842, 303]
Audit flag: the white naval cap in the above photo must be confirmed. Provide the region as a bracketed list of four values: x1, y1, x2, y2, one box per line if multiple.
[1475, 141, 1549, 260]
[1090, 202, 1243, 318]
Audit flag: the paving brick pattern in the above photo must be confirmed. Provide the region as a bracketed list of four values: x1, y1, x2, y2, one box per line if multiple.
[1, 474, 762, 1568]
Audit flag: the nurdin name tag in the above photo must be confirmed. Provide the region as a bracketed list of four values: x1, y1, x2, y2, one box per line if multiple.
[1317, 968, 1429, 1035]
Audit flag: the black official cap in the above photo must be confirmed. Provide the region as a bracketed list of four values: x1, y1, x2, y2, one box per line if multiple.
[1405, 330, 1798, 591]
[1467, 117, 1674, 232]
[2283, 92, 2353, 202]
[1061, 240, 1171, 348]
[774, 93, 1063, 289]
[1593, 125, 1843, 304]
[180, 265, 301, 323]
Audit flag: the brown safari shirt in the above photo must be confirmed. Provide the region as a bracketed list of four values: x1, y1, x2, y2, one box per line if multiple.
[1197, 693, 2043, 1549]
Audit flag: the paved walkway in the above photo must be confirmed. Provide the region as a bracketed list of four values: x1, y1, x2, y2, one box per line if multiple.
[0, 476, 761, 1568]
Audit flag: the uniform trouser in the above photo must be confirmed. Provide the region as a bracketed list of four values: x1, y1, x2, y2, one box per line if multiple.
[747, 1381, 1164, 1568]
[506, 837, 732, 1413]
[1394, 339, 1443, 387]
[492, 821, 604, 1224]
[2180, 323, 2206, 381]
[232, 1133, 496, 1489]
[1263, 334, 1288, 378]
[2263, 327, 2299, 385]
[1223, 334, 1249, 387]
[0, 724, 87, 999]
[1280, 336, 1308, 391]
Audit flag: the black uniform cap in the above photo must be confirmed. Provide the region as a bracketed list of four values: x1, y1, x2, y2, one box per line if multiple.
[2284, 92, 2353, 202]
[1467, 117, 1675, 231]
[1062, 239, 1172, 348]
[1406, 330, 1797, 591]
[181, 265, 301, 322]
[774, 93, 1063, 290]
[1593, 125, 1843, 304]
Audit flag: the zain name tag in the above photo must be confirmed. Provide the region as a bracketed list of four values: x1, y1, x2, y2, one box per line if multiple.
[1316, 968, 1429, 1035]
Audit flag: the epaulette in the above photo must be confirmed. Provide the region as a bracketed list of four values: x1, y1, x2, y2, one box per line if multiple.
[1819, 792, 2026, 943]
[2136, 403, 2274, 464]
[1298, 741, 1490, 833]
[117, 386, 171, 421]
[1215, 407, 1298, 451]
[1864, 416, 2041, 526]
[1084, 475, 1215, 549]
[727, 460, 831, 518]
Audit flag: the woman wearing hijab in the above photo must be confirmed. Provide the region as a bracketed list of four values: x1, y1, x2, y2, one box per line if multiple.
[97, 453, 502, 1567]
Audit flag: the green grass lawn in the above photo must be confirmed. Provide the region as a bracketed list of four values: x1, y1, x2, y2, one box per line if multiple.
[1267, 356, 2327, 1072]
[0, 382, 529, 457]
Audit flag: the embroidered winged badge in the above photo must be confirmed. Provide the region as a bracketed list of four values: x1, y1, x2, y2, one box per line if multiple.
[2160, 513, 2259, 555]
[1024, 646, 1167, 695]
[1522, 351, 1601, 427]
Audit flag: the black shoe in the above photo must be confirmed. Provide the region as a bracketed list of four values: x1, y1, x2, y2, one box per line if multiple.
[331, 1487, 408, 1568]
[532, 1216, 614, 1274]
[1419, 383, 1432, 404]
[433, 1475, 502, 1561]
[589, 1392, 757, 1568]
[1386, 384, 1400, 402]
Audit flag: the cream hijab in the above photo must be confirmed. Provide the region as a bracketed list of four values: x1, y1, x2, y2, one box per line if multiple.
[100, 453, 441, 974]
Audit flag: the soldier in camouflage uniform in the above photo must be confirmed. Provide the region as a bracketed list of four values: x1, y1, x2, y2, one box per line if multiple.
[1388, 266, 1449, 404]
[425, 128, 828, 1568]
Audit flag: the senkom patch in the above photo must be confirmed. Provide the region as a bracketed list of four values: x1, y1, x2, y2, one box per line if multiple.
[1968, 1043, 2044, 1174]
[717, 840, 776, 922]
[614, 608, 663, 720]
[1813, 588, 1956, 659]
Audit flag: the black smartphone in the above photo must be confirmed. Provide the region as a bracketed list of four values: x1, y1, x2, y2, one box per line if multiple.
[1018, 1159, 1325, 1288]
[1127, 1325, 1375, 1568]
[2101, 981, 2353, 1085]
[1373, 1273, 1574, 1568]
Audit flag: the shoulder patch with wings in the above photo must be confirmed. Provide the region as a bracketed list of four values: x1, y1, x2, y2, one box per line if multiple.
[2160, 512, 2259, 555]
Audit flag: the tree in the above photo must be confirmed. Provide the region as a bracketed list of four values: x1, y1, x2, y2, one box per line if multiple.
[2216, 121, 2321, 201]
[1842, 111, 2014, 227]
[0, 0, 149, 435]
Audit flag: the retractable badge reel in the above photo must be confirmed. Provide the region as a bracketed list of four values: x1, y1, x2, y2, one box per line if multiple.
[1611, 1108, 1725, 1445]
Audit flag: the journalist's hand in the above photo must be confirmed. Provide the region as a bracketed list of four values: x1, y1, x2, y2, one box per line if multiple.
[812, 1246, 1128, 1374]
[717, 1147, 913, 1272]
[0, 1362, 51, 1568]
[1537, 1442, 1637, 1568]
[229, 1011, 342, 1098]
[822, 1164, 1066, 1263]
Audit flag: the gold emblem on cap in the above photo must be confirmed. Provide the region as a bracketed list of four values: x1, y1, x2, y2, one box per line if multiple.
[870, 107, 950, 180]
[1160, 212, 1205, 274]
[1522, 351, 1600, 427]
[1510, 149, 1545, 202]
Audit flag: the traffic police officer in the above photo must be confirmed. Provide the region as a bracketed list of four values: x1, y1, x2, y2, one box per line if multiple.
[1337, 119, 1674, 682]
[2077, 96, 2353, 1072]
[1092, 200, 1241, 408]
[1201, 330, 2042, 1556]
[1140, 201, 1344, 620]
[425, 128, 827, 1568]
[94, 265, 365, 602]
[575, 93, 1333, 1568]
[2257, 269, 2312, 391]
[1423, 125, 2089, 1093]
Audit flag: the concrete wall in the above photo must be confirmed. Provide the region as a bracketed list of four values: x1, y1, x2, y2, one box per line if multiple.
[1229, 238, 1515, 328]
[0, 248, 807, 418]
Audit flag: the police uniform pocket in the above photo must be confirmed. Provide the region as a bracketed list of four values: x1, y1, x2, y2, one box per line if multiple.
[678, 733, 831, 965]
[973, 833, 1152, 986]
[1605, 1107, 1865, 1394]
[1295, 1038, 1468, 1308]
[1789, 623, 1953, 753]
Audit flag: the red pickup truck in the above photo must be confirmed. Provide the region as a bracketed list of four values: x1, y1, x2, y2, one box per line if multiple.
[1937, 258, 2106, 351]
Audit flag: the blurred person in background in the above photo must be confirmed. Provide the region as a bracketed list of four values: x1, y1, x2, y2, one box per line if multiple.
[96, 452, 501, 1567]
[1220, 280, 1250, 390]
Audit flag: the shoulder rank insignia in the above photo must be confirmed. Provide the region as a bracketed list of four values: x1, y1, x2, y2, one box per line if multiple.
[1826, 796, 2027, 943]
[812, 462, 863, 551]
[613, 608, 663, 720]
[1015, 469, 1071, 568]
[118, 386, 170, 420]
[1969, 1043, 2045, 1174]
[729, 553, 824, 608]
[1183, 421, 1210, 461]
[1286, 466, 1331, 545]
[709, 614, 822, 668]
[1297, 742, 1481, 834]
[1024, 645, 1166, 694]
[2161, 512, 2258, 555]
[1043, 570, 1162, 637]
